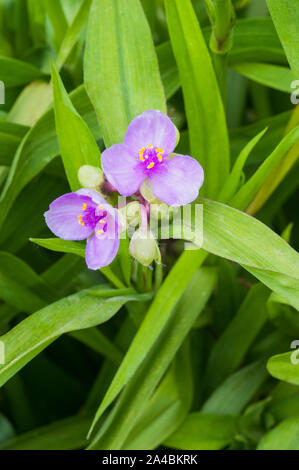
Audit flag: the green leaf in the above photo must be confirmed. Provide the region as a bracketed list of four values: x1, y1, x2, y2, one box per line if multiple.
[7, 81, 53, 127]
[84, 0, 166, 148]
[0, 251, 53, 313]
[31, 237, 85, 257]
[0, 252, 121, 365]
[218, 128, 268, 204]
[202, 360, 268, 415]
[0, 413, 92, 450]
[87, 249, 208, 437]
[0, 122, 28, 166]
[228, 18, 285, 65]
[70, 328, 123, 365]
[156, 41, 180, 100]
[164, 413, 238, 450]
[231, 125, 299, 211]
[230, 110, 290, 165]
[0, 175, 67, 253]
[51, 63, 101, 190]
[267, 351, 299, 387]
[266, 0, 299, 76]
[0, 167, 8, 189]
[88, 267, 217, 449]
[267, 384, 299, 423]
[30, 237, 125, 289]
[41, 254, 85, 292]
[0, 85, 99, 229]
[123, 340, 193, 450]
[258, 416, 299, 450]
[0, 56, 46, 87]
[43, 0, 68, 52]
[27, 0, 46, 46]
[164, 0, 230, 199]
[0, 286, 148, 388]
[56, 0, 92, 70]
[175, 199, 299, 310]
[0, 413, 15, 444]
[248, 106, 299, 216]
[203, 284, 269, 394]
[231, 62, 295, 93]
[156, 17, 286, 101]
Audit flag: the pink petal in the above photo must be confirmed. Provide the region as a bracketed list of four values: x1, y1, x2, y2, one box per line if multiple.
[124, 110, 177, 155]
[44, 193, 95, 240]
[85, 231, 120, 270]
[151, 155, 204, 207]
[76, 188, 107, 207]
[101, 143, 146, 196]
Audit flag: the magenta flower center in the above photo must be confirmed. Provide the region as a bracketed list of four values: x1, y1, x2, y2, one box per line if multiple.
[78, 202, 108, 234]
[139, 144, 165, 171]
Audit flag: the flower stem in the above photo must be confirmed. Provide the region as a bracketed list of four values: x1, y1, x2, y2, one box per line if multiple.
[204, 0, 235, 104]
[154, 262, 163, 291]
[213, 53, 228, 104]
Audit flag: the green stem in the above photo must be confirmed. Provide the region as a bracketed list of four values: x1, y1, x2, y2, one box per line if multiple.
[154, 262, 163, 291]
[213, 53, 228, 105]
[204, 0, 235, 105]
[101, 267, 126, 289]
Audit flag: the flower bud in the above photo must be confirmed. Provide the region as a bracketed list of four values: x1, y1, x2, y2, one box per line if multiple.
[174, 123, 180, 146]
[78, 165, 104, 189]
[150, 202, 178, 220]
[140, 180, 157, 203]
[129, 227, 161, 266]
[118, 202, 141, 232]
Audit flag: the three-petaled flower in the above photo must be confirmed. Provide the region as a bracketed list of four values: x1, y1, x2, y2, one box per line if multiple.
[101, 109, 204, 207]
[44, 189, 119, 270]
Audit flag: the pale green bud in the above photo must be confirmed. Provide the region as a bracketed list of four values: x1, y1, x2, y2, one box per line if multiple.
[140, 180, 158, 203]
[174, 123, 180, 146]
[118, 202, 141, 232]
[150, 202, 178, 220]
[129, 228, 161, 266]
[78, 165, 104, 189]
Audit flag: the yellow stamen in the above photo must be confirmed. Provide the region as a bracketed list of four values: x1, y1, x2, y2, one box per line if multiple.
[147, 144, 153, 149]
[147, 162, 155, 169]
[98, 205, 104, 210]
[157, 153, 163, 162]
[156, 148, 164, 154]
[139, 147, 145, 161]
[100, 220, 105, 223]
[78, 214, 85, 226]
[97, 229, 104, 235]
[82, 203, 87, 211]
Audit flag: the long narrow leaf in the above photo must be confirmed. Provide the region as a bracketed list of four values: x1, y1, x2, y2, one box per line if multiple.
[164, 0, 230, 199]
[84, 0, 166, 147]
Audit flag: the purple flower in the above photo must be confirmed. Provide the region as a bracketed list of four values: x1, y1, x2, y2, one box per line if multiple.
[101, 110, 204, 207]
[44, 189, 119, 270]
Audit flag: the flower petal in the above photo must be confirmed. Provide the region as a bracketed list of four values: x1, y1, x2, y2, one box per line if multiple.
[124, 110, 177, 155]
[85, 231, 120, 270]
[76, 188, 107, 207]
[151, 155, 204, 207]
[101, 143, 146, 196]
[44, 193, 95, 240]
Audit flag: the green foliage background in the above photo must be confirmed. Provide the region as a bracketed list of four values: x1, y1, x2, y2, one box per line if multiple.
[0, 0, 298, 450]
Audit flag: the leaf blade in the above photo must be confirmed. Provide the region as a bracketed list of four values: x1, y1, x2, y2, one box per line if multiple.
[164, 0, 230, 198]
[84, 0, 166, 147]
